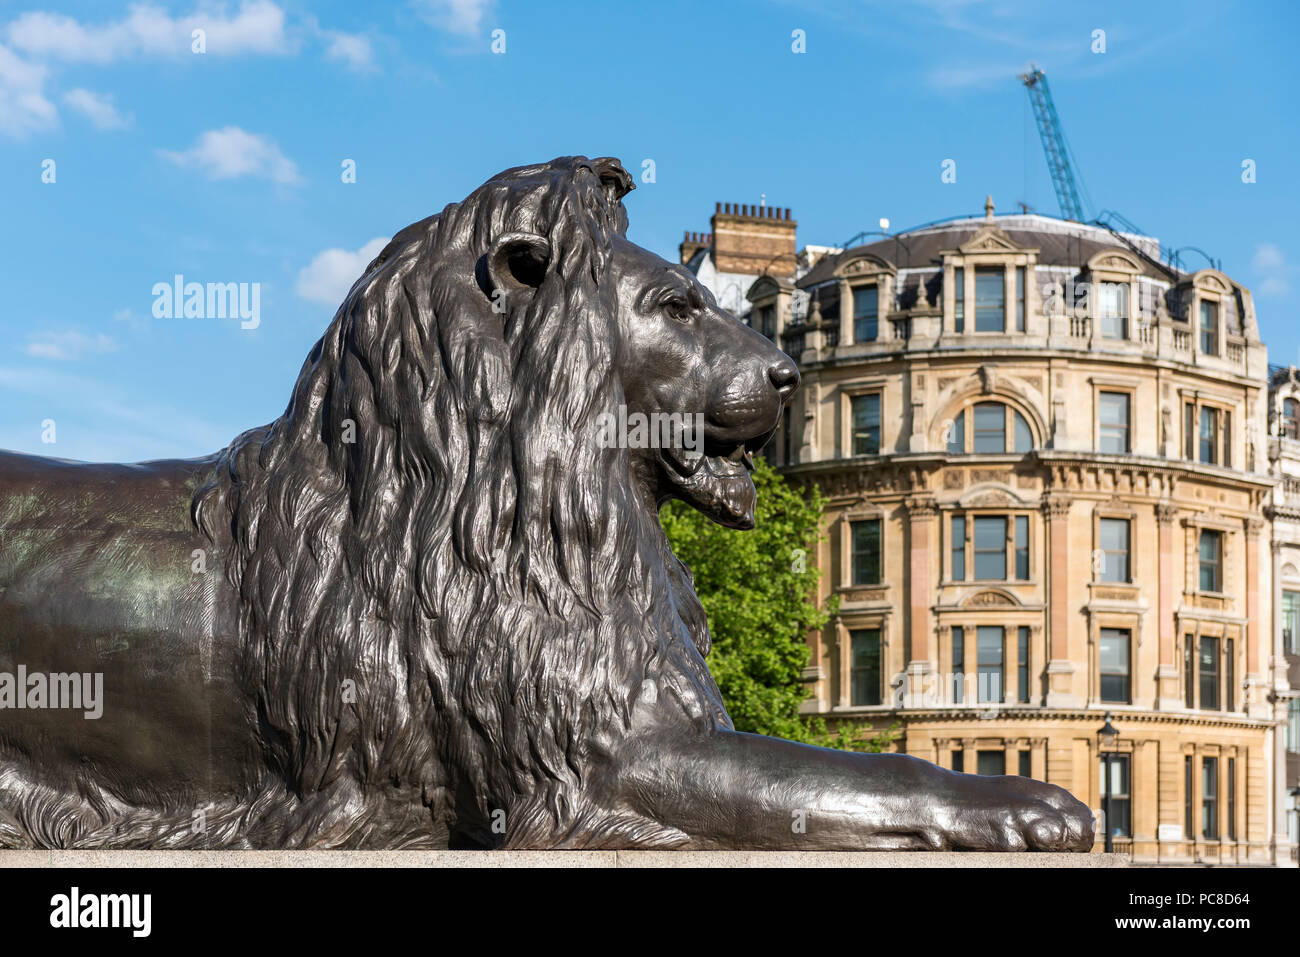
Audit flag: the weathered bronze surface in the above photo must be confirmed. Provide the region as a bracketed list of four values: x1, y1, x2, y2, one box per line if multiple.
[0, 157, 1093, 850]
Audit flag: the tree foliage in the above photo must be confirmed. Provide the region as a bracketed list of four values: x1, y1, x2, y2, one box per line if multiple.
[660, 458, 895, 752]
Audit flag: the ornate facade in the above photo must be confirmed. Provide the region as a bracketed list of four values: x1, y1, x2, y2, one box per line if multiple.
[1266, 368, 1300, 862]
[748, 206, 1285, 864]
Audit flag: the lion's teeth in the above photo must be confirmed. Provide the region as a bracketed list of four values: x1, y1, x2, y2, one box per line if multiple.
[676, 449, 704, 475]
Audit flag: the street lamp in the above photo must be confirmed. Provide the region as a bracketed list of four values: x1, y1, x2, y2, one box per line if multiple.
[1097, 712, 1118, 853]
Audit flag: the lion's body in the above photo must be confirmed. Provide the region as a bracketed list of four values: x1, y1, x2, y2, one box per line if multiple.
[0, 156, 1095, 852]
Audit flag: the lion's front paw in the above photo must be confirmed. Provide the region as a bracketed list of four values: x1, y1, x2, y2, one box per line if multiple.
[920, 771, 1096, 852]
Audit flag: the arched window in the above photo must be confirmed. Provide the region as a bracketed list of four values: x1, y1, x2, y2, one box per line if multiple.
[1284, 398, 1299, 440]
[947, 401, 1032, 454]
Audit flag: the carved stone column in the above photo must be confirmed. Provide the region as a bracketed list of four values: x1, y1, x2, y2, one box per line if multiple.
[1042, 493, 1079, 707]
[1155, 501, 1181, 709]
[1245, 517, 1262, 680]
[1269, 537, 1294, 864]
[903, 495, 937, 706]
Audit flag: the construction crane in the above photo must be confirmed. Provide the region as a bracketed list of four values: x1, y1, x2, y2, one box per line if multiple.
[1020, 65, 1089, 222]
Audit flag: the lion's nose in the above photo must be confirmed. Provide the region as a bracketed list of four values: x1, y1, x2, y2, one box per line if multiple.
[768, 357, 800, 402]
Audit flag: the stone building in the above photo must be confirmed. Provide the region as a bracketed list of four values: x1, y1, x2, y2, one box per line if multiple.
[728, 202, 1282, 864]
[1266, 367, 1300, 863]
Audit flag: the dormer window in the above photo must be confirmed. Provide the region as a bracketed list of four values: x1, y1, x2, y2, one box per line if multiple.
[1283, 398, 1299, 439]
[1200, 299, 1219, 355]
[1015, 266, 1026, 332]
[954, 267, 965, 332]
[1099, 281, 1128, 339]
[853, 286, 878, 343]
[975, 267, 1005, 332]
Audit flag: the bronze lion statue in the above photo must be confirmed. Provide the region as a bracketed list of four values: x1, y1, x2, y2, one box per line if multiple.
[0, 156, 1092, 851]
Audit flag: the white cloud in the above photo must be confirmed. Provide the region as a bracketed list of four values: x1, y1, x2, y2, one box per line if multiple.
[0, 42, 56, 138]
[1253, 243, 1285, 271]
[927, 61, 1021, 91]
[417, 0, 494, 37]
[25, 329, 118, 361]
[323, 30, 374, 72]
[159, 126, 302, 185]
[6, 1, 292, 63]
[61, 87, 129, 129]
[296, 237, 390, 305]
[1253, 242, 1293, 298]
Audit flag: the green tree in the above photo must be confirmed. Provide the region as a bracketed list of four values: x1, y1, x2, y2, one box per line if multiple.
[660, 457, 895, 752]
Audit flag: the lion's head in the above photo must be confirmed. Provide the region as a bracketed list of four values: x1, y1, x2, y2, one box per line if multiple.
[192, 156, 797, 847]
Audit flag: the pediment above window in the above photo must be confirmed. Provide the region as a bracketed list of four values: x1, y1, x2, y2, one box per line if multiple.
[834, 253, 895, 279]
[956, 225, 1023, 255]
[1086, 249, 1143, 275]
[963, 589, 1020, 608]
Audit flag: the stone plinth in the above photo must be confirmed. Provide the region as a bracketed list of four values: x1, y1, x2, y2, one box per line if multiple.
[0, 850, 1128, 868]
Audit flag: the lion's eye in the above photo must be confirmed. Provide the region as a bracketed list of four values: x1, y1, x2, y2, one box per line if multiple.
[664, 296, 693, 323]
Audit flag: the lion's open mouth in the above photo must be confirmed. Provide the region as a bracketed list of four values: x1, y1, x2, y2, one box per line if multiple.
[659, 438, 764, 530]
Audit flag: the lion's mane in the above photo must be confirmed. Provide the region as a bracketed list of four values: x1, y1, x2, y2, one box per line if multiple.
[191, 156, 728, 848]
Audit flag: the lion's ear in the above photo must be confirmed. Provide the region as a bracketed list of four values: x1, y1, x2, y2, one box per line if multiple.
[484, 231, 552, 302]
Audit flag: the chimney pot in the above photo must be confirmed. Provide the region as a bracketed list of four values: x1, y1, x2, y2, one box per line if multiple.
[715, 202, 721, 213]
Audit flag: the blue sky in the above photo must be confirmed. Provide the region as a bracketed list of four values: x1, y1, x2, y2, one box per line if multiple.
[2, 0, 1297, 462]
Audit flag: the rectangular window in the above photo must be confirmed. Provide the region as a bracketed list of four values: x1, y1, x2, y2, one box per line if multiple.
[1200, 300, 1219, 355]
[852, 520, 883, 587]
[1225, 638, 1234, 712]
[951, 515, 966, 581]
[1199, 407, 1219, 465]
[1099, 628, 1131, 704]
[1202, 757, 1218, 839]
[850, 519, 881, 586]
[1184, 755, 1194, 838]
[974, 267, 1005, 332]
[1284, 591, 1300, 655]
[1227, 757, 1236, 841]
[1099, 517, 1131, 583]
[1184, 636, 1195, 709]
[952, 626, 965, 704]
[973, 516, 1007, 580]
[1017, 625, 1030, 704]
[1199, 635, 1220, 711]
[851, 394, 881, 455]
[973, 402, 1007, 453]
[1014, 516, 1029, 580]
[1288, 698, 1300, 753]
[952, 748, 964, 772]
[1099, 281, 1128, 339]
[1222, 411, 1232, 468]
[947, 409, 965, 453]
[1184, 402, 1195, 460]
[977, 625, 1004, 704]
[853, 286, 878, 343]
[1100, 754, 1132, 839]
[782, 407, 791, 465]
[1015, 266, 1026, 332]
[953, 267, 964, 332]
[1018, 750, 1032, 778]
[850, 628, 882, 706]
[1199, 529, 1222, 592]
[976, 751, 1005, 776]
[756, 304, 776, 339]
[1098, 391, 1131, 454]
